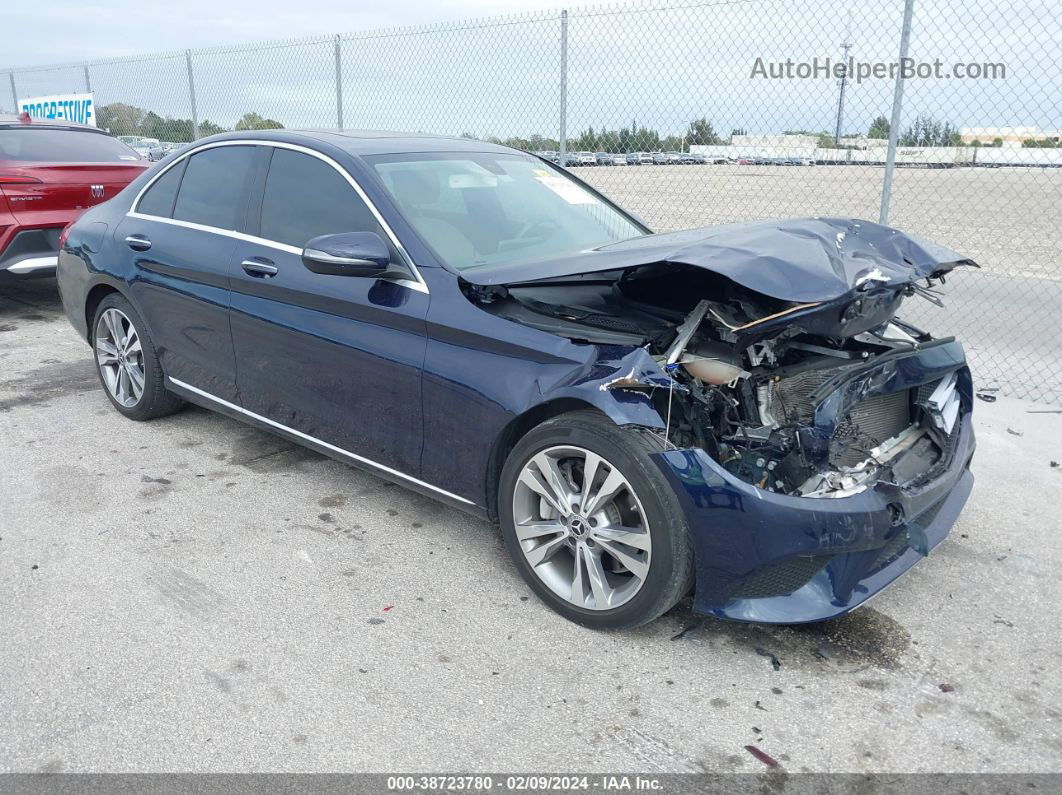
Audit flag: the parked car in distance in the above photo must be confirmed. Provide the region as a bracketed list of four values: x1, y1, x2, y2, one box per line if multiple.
[626, 151, 653, 165]
[147, 141, 183, 162]
[129, 138, 160, 160]
[56, 130, 977, 630]
[0, 115, 147, 279]
[570, 151, 597, 167]
[680, 152, 705, 164]
[595, 152, 625, 166]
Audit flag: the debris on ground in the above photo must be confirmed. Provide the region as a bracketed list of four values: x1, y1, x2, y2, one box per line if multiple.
[1006, 427, 1023, 436]
[976, 392, 997, 402]
[1051, 461, 1059, 468]
[383, 605, 394, 612]
[754, 647, 782, 670]
[755, 700, 767, 711]
[671, 621, 702, 641]
[938, 683, 955, 693]
[744, 745, 779, 768]
[1027, 409, 1062, 414]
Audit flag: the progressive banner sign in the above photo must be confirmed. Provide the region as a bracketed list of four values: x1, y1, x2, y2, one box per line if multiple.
[18, 93, 96, 127]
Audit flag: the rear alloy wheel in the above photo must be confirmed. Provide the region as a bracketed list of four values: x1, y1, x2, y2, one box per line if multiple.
[96, 307, 145, 408]
[92, 293, 184, 421]
[500, 410, 693, 629]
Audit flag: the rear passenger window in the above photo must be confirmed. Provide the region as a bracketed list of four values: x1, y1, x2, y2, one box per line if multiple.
[260, 148, 380, 248]
[136, 160, 185, 218]
[173, 145, 255, 230]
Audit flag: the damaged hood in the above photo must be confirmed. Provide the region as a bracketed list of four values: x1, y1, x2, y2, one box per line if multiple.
[462, 217, 977, 303]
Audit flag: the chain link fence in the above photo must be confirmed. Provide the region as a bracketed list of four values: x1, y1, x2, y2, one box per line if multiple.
[4, 0, 1060, 402]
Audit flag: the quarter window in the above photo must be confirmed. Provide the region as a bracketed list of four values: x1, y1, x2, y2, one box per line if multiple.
[136, 159, 185, 218]
[172, 145, 255, 230]
[259, 148, 380, 248]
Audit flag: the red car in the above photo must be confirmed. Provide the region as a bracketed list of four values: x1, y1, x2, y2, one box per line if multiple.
[0, 114, 147, 278]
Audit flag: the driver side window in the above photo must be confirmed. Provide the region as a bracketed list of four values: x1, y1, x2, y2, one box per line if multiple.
[258, 148, 393, 255]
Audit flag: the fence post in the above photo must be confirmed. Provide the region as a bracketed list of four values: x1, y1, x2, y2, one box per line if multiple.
[185, 49, 200, 140]
[559, 9, 568, 163]
[8, 73, 17, 113]
[879, 0, 916, 225]
[334, 35, 344, 130]
[84, 65, 92, 93]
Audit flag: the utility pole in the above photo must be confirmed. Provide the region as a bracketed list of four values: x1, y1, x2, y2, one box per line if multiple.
[558, 10, 568, 164]
[834, 27, 852, 146]
[880, 0, 916, 224]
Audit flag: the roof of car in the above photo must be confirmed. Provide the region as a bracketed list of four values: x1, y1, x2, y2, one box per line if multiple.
[203, 128, 517, 157]
[0, 114, 107, 132]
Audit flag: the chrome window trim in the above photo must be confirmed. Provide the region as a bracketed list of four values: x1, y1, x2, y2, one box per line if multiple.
[127, 138, 429, 294]
[168, 377, 475, 506]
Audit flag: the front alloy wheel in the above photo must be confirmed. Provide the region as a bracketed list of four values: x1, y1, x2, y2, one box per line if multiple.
[512, 445, 651, 611]
[500, 410, 693, 629]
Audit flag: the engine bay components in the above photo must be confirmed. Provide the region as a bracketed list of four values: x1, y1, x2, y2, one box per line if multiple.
[463, 217, 973, 499]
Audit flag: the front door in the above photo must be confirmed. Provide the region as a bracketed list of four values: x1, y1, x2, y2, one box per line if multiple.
[228, 145, 428, 478]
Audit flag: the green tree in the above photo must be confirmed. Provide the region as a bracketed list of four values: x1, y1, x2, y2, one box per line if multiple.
[96, 102, 146, 136]
[868, 115, 890, 139]
[685, 117, 720, 146]
[234, 112, 283, 131]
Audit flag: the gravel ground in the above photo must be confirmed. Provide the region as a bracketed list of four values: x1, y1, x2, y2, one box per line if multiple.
[1, 277, 1060, 774]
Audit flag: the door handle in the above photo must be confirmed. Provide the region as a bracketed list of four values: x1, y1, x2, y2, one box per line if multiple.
[241, 258, 278, 278]
[125, 234, 151, 251]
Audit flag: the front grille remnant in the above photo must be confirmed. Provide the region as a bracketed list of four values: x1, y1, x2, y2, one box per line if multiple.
[731, 555, 833, 599]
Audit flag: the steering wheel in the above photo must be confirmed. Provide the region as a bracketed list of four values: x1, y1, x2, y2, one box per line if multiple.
[511, 218, 560, 242]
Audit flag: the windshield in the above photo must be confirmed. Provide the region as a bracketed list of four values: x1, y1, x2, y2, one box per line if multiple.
[0, 129, 142, 163]
[367, 151, 645, 271]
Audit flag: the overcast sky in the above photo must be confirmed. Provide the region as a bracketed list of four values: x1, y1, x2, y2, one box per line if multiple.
[6, 1, 563, 67]
[5, 1, 1057, 137]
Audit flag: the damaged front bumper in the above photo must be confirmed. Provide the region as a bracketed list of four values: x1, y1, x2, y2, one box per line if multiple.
[652, 367, 976, 624]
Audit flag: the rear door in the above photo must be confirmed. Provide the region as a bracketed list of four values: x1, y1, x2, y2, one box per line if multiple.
[228, 145, 428, 478]
[117, 144, 256, 402]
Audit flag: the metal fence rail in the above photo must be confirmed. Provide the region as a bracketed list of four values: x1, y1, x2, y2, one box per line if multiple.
[4, 0, 1060, 402]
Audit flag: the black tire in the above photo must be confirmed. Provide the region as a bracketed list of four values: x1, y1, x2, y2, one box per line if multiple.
[91, 293, 185, 421]
[499, 410, 694, 629]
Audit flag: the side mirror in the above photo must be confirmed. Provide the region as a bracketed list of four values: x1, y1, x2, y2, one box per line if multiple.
[302, 232, 391, 277]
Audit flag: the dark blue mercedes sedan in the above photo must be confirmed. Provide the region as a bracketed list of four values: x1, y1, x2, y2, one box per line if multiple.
[56, 130, 976, 629]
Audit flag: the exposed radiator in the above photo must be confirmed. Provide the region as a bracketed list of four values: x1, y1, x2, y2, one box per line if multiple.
[830, 389, 912, 467]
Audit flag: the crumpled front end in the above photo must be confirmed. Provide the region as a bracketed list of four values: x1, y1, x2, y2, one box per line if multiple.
[462, 217, 979, 623]
[653, 343, 975, 623]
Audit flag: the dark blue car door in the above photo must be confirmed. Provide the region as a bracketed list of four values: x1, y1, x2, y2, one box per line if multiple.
[118, 144, 257, 402]
[227, 144, 429, 479]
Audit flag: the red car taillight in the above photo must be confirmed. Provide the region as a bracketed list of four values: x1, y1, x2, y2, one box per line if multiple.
[58, 223, 73, 250]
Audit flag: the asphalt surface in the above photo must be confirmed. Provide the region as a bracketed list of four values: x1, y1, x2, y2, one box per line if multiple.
[2, 277, 1061, 774]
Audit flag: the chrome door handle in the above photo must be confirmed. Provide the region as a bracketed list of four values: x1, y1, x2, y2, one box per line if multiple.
[241, 258, 278, 278]
[125, 234, 151, 251]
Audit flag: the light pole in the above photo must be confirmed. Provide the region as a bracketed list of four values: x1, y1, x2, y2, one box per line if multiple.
[834, 39, 852, 146]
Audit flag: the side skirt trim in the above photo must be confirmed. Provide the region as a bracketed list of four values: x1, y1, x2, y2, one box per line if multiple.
[167, 376, 477, 507]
